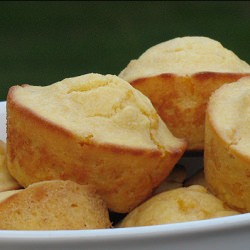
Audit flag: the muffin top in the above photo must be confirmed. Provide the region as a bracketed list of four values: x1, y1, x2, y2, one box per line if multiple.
[207, 76, 250, 158]
[118, 185, 239, 227]
[8, 73, 184, 152]
[119, 36, 250, 81]
[0, 180, 111, 230]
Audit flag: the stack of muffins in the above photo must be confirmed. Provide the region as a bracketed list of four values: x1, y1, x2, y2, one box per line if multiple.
[1, 36, 250, 230]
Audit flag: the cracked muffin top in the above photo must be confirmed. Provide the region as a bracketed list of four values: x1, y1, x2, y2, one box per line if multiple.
[9, 73, 184, 152]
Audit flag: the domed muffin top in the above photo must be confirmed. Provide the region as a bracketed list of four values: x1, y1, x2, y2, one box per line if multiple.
[119, 36, 250, 81]
[9, 73, 184, 152]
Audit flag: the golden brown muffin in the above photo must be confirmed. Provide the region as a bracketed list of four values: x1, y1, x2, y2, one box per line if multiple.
[0, 180, 111, 230]
[118, 185, 239, 228]
[0, 140, 21, 191]
[204, 76, 250, 212]
[119, 36, 250, 151]
[7, 73, 187, 213]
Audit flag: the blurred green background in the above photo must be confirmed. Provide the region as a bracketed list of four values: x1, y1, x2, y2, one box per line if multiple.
[1, 1, 250, 101]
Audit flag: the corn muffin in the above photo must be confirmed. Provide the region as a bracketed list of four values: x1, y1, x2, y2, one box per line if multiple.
[205, 76, 250, 212]
[118, 185, 239, 228]
[7, 73, 187, 213]
[0, 180, 111, 230]
[0, 140, 21, 191]
[119, 36, 250, 151]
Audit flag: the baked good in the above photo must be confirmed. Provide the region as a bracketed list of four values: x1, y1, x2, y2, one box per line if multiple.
[204, 76, 250, 212]
[118, 185, 239, 228]
[0, 140, 21, 191]
[119, 36, 250, 150]
[0, 180, 111, 230]
[7, 73, 187, 213]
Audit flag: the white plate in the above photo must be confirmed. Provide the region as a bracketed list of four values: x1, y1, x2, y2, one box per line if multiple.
[0, 101, 250, 250]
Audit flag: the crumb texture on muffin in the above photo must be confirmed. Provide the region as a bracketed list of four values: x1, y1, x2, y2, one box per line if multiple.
[9, 73, 183, 151]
